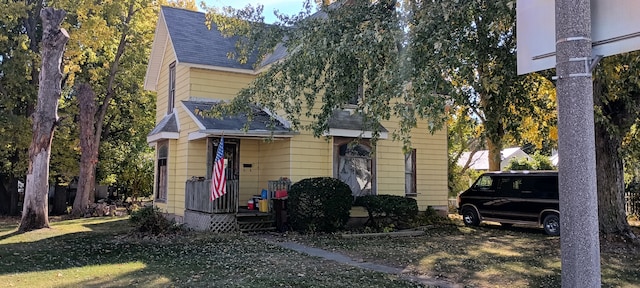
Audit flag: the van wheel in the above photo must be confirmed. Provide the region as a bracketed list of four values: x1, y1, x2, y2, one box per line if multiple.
[462, 207, 480, 226]
[543, 214, 560, 236]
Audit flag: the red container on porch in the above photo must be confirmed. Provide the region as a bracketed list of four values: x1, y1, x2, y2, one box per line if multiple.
[247, 199, 255, 210]
[275, 189, 288, 198]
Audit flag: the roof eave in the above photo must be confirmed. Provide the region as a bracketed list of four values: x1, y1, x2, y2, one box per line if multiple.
[144, 10, 170, 91]
[189, 130, 295, 141]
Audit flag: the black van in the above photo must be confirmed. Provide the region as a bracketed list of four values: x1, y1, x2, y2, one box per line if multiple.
[457, 171, 560, 235]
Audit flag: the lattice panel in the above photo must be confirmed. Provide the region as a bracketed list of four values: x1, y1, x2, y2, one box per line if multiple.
[209, 214, 238, 233]
[184, 210, 210, 231]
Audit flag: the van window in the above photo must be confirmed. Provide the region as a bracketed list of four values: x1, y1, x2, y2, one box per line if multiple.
[499, 177, 521, 197]
[474, 175, 494, 190]
[534, 176, 559, 198]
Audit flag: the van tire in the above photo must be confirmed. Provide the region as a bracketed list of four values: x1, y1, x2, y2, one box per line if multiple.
[543, 214, 560, 236]
[462, 207, 480, 227]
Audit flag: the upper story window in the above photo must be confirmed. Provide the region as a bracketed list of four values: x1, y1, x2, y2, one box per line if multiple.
[347, 84, 363, 107]
[168, 61, 176, 114]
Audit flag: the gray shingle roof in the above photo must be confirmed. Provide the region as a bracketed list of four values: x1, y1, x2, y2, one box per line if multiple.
[148, 113, 178, 137]
[162, 6, 257, 69]
[183, 101, 291, 134]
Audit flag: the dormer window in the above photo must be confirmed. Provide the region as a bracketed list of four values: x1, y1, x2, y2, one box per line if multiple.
[168, 61, 176, 114]
[347, 84, 363, 107]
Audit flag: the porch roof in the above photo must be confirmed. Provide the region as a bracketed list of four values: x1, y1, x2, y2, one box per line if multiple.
[147, 113, 179, 144]
[182, 100, 294, 140]
[325, 109, 388, 139]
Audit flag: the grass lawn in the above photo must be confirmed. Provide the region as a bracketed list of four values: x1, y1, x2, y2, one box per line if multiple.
[283, 217, 640, 288]
[0, 217, 421, 288]
[1, 216, 638, 287]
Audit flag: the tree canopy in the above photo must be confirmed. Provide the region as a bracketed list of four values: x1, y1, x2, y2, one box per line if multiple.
[206, 0, 556, 159]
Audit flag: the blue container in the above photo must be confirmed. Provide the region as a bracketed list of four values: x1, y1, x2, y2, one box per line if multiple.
[261, 189, 269, 199]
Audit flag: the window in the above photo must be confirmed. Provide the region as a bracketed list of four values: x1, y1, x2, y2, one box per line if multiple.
[347, 84, 363, 107]
[334, 137, 375, 197]
[168, 62, 176, 114]
[474, 175, 494, 190]
[405, 149, 417, 196]
[156, 141, 168, 201]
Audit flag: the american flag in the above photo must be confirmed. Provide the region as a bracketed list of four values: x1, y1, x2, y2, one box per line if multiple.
[210, 137, 226, 201]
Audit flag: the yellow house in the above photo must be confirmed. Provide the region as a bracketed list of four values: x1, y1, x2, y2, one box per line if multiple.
[145, 6, 448, 232]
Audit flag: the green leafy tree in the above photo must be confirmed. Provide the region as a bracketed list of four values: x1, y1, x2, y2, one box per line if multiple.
[0, 0, 43, 215]
[206, 0, 416, 147]
[503, 152, 554, 171]
[51, 0, 158, 216]
[206, 0, 555, 164]
[410, 0, 558, 171]
[593, 51, 640, 238]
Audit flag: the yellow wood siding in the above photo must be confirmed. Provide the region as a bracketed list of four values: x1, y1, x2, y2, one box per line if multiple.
[150, 39, 448, 217]
[259, 139, 292, 183]
[289, 134, 332, 181]
[166, 139, 180, 215]
[189, 68, 255, 100]
[186, 139, 207, 178]
[155, 42, 175, 120]
[239, 139, 261, 204]
[374, 118, 448, 210]
[168, 104, 206, 217]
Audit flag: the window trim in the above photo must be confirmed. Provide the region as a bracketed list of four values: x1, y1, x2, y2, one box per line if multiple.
[168, 62, 176, 114]
[333, 137, 377, 196]
[405, 149, 417, 197]
[155, 141, 168, 202]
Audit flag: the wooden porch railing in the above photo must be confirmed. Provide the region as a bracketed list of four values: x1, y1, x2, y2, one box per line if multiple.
[185, 179, 238, 214]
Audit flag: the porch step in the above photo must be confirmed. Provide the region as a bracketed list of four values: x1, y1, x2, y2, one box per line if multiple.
[237, 213, 275, 232]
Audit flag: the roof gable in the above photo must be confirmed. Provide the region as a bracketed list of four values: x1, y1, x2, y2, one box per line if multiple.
[162, 7, 258, 70]
[144, 6, 259, 91]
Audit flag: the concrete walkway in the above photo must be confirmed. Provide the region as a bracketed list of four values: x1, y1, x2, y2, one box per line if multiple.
[256, 235, 461, 288]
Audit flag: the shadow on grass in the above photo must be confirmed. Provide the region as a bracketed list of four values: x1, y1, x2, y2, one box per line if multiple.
[293, 222, 640, 288]
[0, 218, 424, 288]
[0, 230, 24, 242]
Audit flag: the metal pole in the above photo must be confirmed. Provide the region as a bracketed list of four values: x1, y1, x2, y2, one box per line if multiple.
[555, 0, 601, 287]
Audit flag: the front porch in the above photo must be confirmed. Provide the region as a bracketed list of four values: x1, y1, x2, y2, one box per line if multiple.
[183, 178, 290, 232]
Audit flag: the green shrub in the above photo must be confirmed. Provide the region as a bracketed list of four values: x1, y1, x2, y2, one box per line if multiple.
[129, 205, 180, 235]
[412, 206, 453, 226]
[354, 195, 418, 230]
[288, 177, 352, 233]
[504, 157, 534, 171]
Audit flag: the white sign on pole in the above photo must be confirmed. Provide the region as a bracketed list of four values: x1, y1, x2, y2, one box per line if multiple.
[517, 0, 640, 75]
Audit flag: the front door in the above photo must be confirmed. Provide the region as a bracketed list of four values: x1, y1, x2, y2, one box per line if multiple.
[208, 138, 239, 182]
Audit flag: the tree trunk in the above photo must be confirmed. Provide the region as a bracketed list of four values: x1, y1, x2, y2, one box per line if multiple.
[19, 8, 69, 232]
[593, 77, 636, 239]
[486, 136, 502, 171]
[594, 123, 633, 236]
[72, 83, 98, 217]
[70, 3, 136, 216]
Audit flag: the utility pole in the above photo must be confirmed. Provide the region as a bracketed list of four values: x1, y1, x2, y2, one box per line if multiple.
[555, 0, 602, 287]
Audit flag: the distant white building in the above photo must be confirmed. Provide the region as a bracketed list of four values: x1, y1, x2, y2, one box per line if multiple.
[457, 147, 532, 171]
[549, 150, 559, 166]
